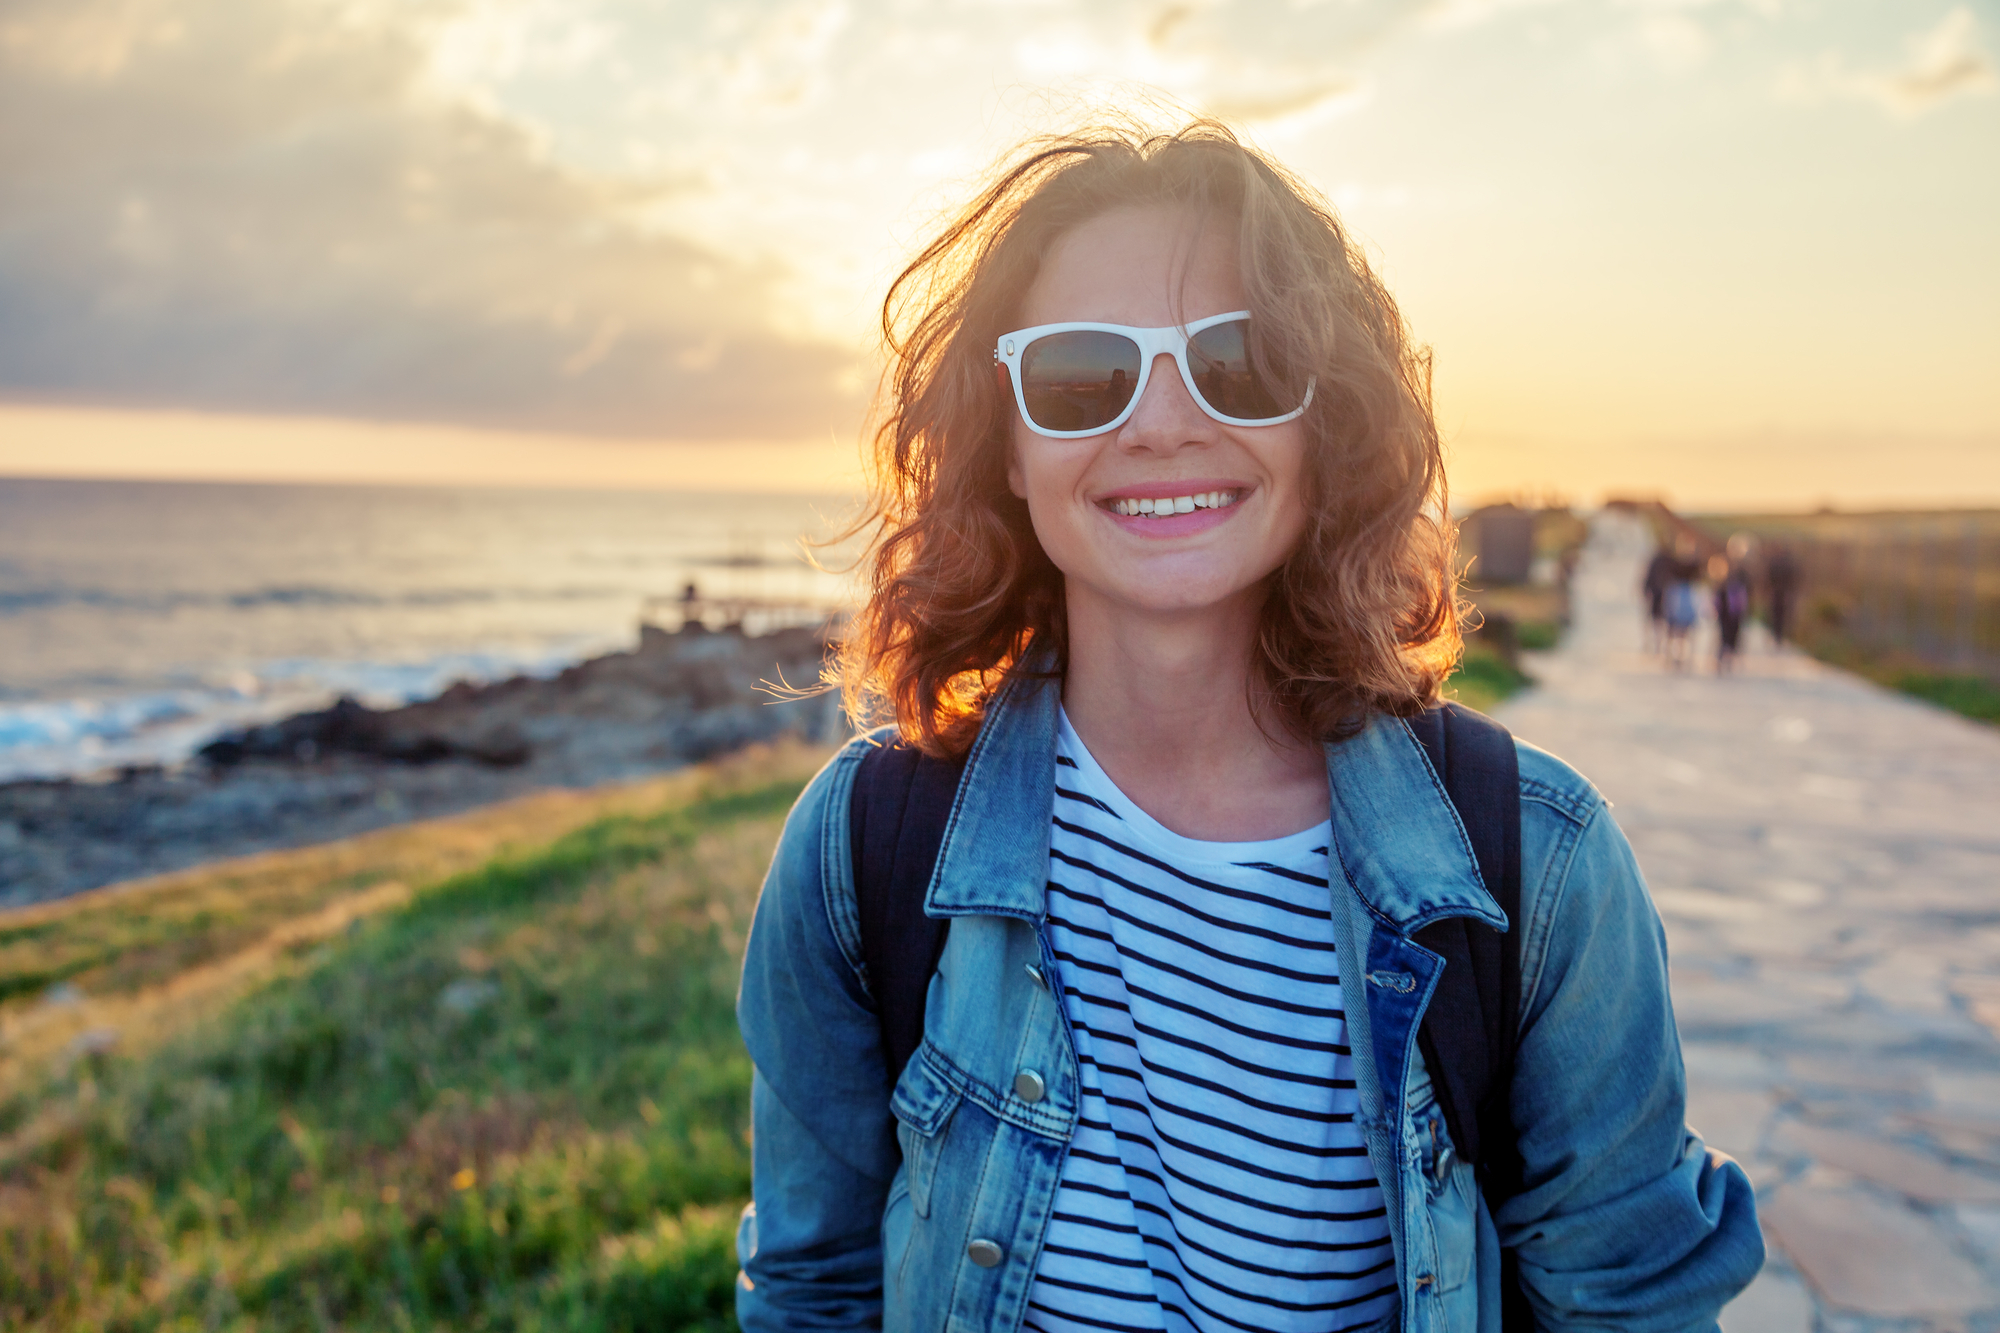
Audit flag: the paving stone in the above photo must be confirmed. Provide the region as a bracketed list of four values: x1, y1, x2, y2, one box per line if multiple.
[1899, 1110, 2000, 1165]
[1959, 1204, 2000, 1264]
[1955, 975, 2000, 1042]
[1762, 1183, 1995, 1316]
[1773, 1122, 2000, 1204]
[1932, 1072, 2000, 1114]
[1684, 1043, 1784, 1089]
[1688, 1085, 1778, 1161]
[1721, 1268, 1816, 1333]
[1786, 1053, 1919, 1096]
[1673, 972, 1837, 1029]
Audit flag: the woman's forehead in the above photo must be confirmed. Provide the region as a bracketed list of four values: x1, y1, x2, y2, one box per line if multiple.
[1019, 204, 1245, 329]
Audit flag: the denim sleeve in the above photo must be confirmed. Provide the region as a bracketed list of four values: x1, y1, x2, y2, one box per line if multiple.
[736, 745, 900, 1330]
[1499, 784, 1763, 1331]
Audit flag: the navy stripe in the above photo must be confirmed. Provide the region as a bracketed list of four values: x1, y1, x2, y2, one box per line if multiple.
[1052, 816, 1329, 920]
[1231, 859, 1331, 888]
[1046, 894, 1339, 984]
[1078, 1051, 1352, 1124]
[1049, 852, 1338, 953]
[1058, 784, 1125, 818]
[1051, 943, 1345, 1020]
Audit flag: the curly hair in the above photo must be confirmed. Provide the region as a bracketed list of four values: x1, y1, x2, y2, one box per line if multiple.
[839, 118, 1459, 756]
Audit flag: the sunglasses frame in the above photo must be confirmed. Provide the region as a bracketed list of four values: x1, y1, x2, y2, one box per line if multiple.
[993, 310, 1314, 439]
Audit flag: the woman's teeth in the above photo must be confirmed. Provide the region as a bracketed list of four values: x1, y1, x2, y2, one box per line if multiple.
[1108, 490, 1239, 518]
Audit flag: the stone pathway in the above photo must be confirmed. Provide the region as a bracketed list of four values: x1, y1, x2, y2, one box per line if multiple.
[1495, 512, 2000, 1333]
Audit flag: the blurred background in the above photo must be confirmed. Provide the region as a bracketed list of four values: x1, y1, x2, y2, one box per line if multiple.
[1, 1, 1997, 1329]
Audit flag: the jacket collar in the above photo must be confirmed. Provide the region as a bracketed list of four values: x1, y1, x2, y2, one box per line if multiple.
[925, 663, 1063, 921]
[925, 668, 1502, 935]
[1325, 713, 1506, 933]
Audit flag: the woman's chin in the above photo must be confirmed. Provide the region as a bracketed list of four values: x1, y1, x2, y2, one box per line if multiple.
[1075, 570, 1270, 622]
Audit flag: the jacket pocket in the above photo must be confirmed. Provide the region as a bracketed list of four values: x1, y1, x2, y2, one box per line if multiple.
[890, 1043, 962, 1219]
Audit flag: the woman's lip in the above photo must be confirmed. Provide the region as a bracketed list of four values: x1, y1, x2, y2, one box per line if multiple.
[1094, 479, 1250, 503]
[1100, 495, 1246, 538]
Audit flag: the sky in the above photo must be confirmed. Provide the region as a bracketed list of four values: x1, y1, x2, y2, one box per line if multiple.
[0, 0, 1995, 508]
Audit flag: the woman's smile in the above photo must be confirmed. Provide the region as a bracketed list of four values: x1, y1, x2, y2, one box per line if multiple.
[1095, 481, 1249, 537]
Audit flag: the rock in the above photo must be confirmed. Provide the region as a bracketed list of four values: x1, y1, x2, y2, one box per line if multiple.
[1763, 1183, 1996, 1316]
[0, 622, 844, 906]
[437, 978, 500, 1017]
[66, 1026, 119, 1057]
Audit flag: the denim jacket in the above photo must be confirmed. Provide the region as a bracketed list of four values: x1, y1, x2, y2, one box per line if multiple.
[735, 671, 1762, 1332]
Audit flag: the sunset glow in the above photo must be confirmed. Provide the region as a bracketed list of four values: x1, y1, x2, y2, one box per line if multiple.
[1, 0, 1994, 507]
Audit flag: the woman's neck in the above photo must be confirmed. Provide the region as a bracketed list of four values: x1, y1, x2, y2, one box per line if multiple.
[1060, 582, 1331, 842]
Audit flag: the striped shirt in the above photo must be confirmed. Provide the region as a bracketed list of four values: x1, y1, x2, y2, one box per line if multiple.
[1025, 712, 1397, 1333]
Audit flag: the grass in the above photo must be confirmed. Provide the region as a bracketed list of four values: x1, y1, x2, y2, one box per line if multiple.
[1447, 641, 1532, 714]
[0, 741, 831, 1332]
[1891, 672, 2000, 723]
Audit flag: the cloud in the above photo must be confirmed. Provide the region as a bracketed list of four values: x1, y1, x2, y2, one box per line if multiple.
[1777, 5, 1996, 118]
[0, 0, 865, 438]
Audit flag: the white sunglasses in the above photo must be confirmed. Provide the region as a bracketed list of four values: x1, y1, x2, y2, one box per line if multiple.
[993, 310, 1314, 439]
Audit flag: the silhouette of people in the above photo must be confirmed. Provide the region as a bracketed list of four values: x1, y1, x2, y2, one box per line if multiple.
[1765, 544, 1799, 646]
[1711, 553, 1749, 675]
[1642, 543, 1677, 652]
[1662, 534, 1701, 671]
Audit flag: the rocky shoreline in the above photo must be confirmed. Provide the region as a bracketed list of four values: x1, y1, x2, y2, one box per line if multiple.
[0, 622, 844, 908]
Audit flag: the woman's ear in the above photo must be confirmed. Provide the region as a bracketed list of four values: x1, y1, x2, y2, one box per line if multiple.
[1006, 444, 1028, 500]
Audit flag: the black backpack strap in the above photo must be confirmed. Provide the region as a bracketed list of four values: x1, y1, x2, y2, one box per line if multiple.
[850, 737, 964, 1091]
[1407, 702, 1530, 1325]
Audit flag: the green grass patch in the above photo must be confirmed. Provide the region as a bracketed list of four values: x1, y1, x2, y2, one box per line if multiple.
[0, 752, 822, 1332]
[1890, 671, 2000, 724]
[1514, 620, 1562, 652]
[1449, 642, 1532, 714]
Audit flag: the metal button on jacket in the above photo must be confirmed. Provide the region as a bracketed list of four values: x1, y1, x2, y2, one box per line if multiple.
[1013, 1069, 1046, 1103]
[966, 1238, 1004, 1268]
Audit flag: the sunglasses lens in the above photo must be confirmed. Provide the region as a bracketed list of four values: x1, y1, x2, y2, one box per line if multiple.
[1020, 331, 1142, 433]
[1187, 319, 1301, 422]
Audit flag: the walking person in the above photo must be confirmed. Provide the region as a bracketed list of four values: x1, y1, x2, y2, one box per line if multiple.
[1641, 541, 1676, 654]
[1663, 534, 1701, 672]
[735, 122, 1761, 1332]
[1765, 544, 1799, 646]
[1711, 553, 1749, 675]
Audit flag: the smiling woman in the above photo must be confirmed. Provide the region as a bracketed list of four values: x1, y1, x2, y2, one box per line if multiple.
[735, 121, 1763, 1333]
[844, 123, 1456, 757]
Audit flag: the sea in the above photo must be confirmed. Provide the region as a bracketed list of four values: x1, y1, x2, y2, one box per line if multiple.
[0, 477, 863, 782]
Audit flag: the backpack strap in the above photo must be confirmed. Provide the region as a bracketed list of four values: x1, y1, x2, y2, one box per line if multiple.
[1407, 702, 1530, 1328]
[849, 737, 962, 1090]
[1407, 702, 1522, 1189]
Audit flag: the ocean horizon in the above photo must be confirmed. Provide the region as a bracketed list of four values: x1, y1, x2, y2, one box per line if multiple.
[0, 476, 861, 782]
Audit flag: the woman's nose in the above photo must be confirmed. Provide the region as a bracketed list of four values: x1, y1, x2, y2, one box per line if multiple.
[1115, 352, 1212, 452]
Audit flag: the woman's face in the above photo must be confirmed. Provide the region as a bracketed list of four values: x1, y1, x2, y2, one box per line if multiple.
[1005, 205, 1311, 621]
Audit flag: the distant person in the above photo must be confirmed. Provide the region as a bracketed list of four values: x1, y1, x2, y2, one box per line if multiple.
[1765, 544, 1799, 645]
[734, 121, 1759, 1330]
[1663, 533, 1701, 671]
[1711, 553, 1749, 674]
[1641, 541, 1677, 652]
